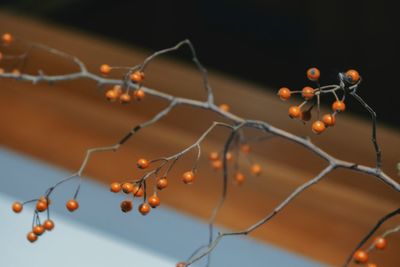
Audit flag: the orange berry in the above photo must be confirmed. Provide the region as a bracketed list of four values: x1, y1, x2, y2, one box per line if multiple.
[148, 194, 161, 208]
[105, 90, 118, 101]
[27, 232, 38, 243]
[122, 183, 134, 194]
[66, 199, 79, 212]
[112, 85, 123, 96]
[137, 158, 150, 169]
[250, 164, 262, 175]
[2, 33, 13, 45]
[120, 200, 133, 213]
[234, 172, 246, 185]
[133, 185, 145, 197]
[12, 202, 23, 213]
[33, 225, 45, 236]
[110, 182, 122, 193]
[0, 68, 4, 74]
[332, 100, 346, 112]
[208, 151, 219, 161]
[219, 103, 230, 112]
[130, 71, 145, 83]
[156, 177, 168, 190]
[345, 69, 360, 84]
[307, 67, 320, 81]
[138, 203, 151, 215]
[211, 160, 223, 170]
[288, 106, 301, 118]
[36, 199, 48, 212]
[133, 89, 146, 101]
[302, 86, 314, 100]
[176, 262, 187, 267]
[278, 87, 291, 101]
[100, 64, 111, 75]
[322, 114, 336, 127]
[12, 69, 20, 76]
[182, 171, 195, 184]
[353, 250, 368, 264]
[119, 93, 131, 104]
[374, 236, 387, 250]
[241, 144, 251, 154]
[312, 120, 326, 134]
[225, 152, 233, 161]
[367, 263, 377, 267]
[43, 220, 55, 231]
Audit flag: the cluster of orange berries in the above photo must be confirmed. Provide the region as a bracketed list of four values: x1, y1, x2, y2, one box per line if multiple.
[278, 67, 360, 134]
[109, 158, 197, 215]
[208, 143, 261, 185]
[100, 64, 146, 104]
[0, 33, 20, 75]
[352, 236, 388, 266]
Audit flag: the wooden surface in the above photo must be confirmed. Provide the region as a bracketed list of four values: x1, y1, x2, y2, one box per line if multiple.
[1, 11, 399, 266]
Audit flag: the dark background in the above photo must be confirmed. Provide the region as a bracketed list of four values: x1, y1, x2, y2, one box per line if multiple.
[1, 0, 399, 128]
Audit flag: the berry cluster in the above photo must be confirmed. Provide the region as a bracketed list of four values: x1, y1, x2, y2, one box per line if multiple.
[100, 64, 146, 103]
[277, 67, 360, 134]
[352, 236, 389, 267]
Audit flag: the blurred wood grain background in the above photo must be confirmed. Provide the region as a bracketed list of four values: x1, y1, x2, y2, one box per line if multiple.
[1, 11, 399, 266]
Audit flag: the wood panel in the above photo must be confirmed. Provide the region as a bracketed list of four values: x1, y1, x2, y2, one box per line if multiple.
[0, 11, 399, 266]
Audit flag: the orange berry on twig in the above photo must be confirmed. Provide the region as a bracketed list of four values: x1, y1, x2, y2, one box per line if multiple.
[156, 177, 168, 190]
[138, 203, 151, 215]
[43, 220, 55, 231]
[176, 262, 187, 267]
[322, 114, 336, 127]
[119, 93, 131, 104]
[208, 151, 219, 161]
[137, 158, 150, 169]
[278, 87, 291, 101]
[130, 71, 145, 83]
[301, 86, 314, 100]
[100, 64, 111, 75]
[33, 225, 45, 236]
[133, 185, 144, 197]
[133, 89, 145, 101]
[66, 199, 79, 212]
[27, 232, 38, 243]
[288, 106, 301, 118]
[211, 160, 223, 170]
[12, 202, 23, 213]
[110, 182, 122, 193]
[332, 100, 346, 112]
[307, 67, 320, 81]
[36, 199, 48, 212]
[374, 236, 387, 250]
[225, 152, 233, 161]
[345, 69, 360, 84]
[148, 194, 161, 208]
[182, 171, 195, 184]
[353, 250, 368, 264]
[105, 90, 118, 101]
[241, 144, 251, 154]
[250, 164, 262, 176]
[122, 183, 134, 194]
[2, 33, 13, 45]
[234, 172, 246, 185]
[120, 200, 133, 213]
[312, 120, 326, 134]
[219, 103, 230, 112]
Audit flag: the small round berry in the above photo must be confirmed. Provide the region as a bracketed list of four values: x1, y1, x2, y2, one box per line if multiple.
[138, 203, 151, 215]
[0, 68, 4, 74]
[156, 177, 168, 190]
[278, 87, 291, 101]
[119, 93, 131, 104]
[208, 151, 219, 161]
[322, 114, 336, 127]
[367, 263, 377, 267]
[33, 225, 45, 236]
[176, 262, 187, 267]
[345, 69, 360, 84]
[211, 160, 223, 170]
[100, 64, 111, 75]
[302, 86, 314, 100]
[250, 164, 262, 175]
[120, 200, 133, 213]
[288, 106, 301, 118]
[122, 183, 134, 194]
[312, 120, 326, 134]
[374, 236, 387, 250]
[300, 109, 312, 122]
[110, 182, 122, 193]
[148, 194, 161, 208]
[2, 33, 13, 45]
[12, 202, 23, 213]
[225, 152, 233, 161]
[332, 100, 346, 112]
[133, 89, 145, 101]
[219, 104, 230, 112]
[105, 90, 118, 101]
[12, 69, 21, 75]
[182, 171, 195, 184]
[130, 71, 145, 83]
[112, 85, 123, 95]
[27, 232, 38, 243]
[137, 158, 150, 169]
[307, 67, 320, 81]
[353, 250, 368, 264]
[43, 220, 55, 231]
[234, 172, 246, 185]
[36, 199, 48, 212]
[133, 185, 144, 197]
[241, 144, 251, 154]
[66, 199, 79, 212]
